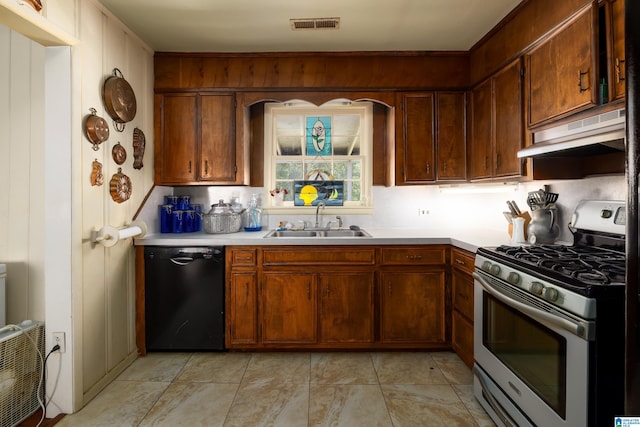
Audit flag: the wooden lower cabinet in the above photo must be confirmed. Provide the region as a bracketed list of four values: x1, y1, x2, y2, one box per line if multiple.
[319, 272, 375, 344]
[451, 248, 476, 368]
[225, 245, 451, 350]
[262, 272, 317, 344]
[380, 271, 446, 344]
[228, 271, 258, 345]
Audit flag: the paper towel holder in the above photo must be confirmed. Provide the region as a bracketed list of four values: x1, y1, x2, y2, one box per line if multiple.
[91, 220, 147, 247]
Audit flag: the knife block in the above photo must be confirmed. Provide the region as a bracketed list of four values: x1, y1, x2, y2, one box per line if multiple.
[508, 211, 531, 240]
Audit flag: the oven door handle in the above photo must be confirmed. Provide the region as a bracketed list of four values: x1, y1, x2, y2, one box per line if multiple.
[473, 272, 586, 339]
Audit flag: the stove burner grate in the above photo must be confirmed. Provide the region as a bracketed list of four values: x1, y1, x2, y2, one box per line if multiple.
[495, 244, 625, 286]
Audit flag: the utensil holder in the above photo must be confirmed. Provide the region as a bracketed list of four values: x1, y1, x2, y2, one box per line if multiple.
[507, 211, 531, 240]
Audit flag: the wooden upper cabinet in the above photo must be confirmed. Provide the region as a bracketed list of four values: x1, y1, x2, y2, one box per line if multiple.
[155, 93, 198, 183]
[200, 94, 236, 182]
[494, 59, 524, 177]
[155, 92, 239, 185]
[526, 3, 598, 127]
[469, 58, 523, 180]
[396, 92, 467, 184]
[397, 93, 436, 183]
[608, 0, 625, 101]
[436, 92, 467, 181]
[469, 80, 492, 180]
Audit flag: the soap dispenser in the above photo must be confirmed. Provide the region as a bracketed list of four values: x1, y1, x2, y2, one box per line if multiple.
[243, 193, 262, 232]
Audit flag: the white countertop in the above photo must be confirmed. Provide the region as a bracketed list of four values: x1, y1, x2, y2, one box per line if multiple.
[135, 227, 514, 253]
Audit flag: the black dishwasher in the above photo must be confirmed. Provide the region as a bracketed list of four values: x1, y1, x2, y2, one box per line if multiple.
[144, 246, 225, 351]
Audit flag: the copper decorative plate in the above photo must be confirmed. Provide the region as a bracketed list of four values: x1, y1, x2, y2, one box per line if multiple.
[112, 142, 127, 165]
[109, 168, 132, 203]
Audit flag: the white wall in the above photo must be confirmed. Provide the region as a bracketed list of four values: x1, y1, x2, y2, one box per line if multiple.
[0, 0, 155, 417]
[141, 174, 626, 244]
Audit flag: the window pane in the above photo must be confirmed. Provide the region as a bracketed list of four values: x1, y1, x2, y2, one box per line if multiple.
[305, 162, 333, 180]
[333, 160, 361, 179]
[276, 161, 303, 179]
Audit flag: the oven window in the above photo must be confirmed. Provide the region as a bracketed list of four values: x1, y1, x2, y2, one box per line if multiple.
[483, 293, 567, 418]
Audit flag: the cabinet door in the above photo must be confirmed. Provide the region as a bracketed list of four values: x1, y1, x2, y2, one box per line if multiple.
[200, 94, 237, 182]
[262, 273, 317, 344]
[527, 4, 597, 126]
[398, 93, 436, 183]
[436, 92, 467, 181]
[452, 310, 474, 368]
[228, 271, 258, 345]
[380, 271, 446, 344]
[318, 272, 374, 344]
[494, 59, 524, 177]
[469, 79, 492, 180]
[609, 0, 625, 101]
[155, 93, 197, 183]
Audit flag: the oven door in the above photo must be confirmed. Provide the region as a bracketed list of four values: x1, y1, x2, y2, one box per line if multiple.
[473, 270, 592, 427]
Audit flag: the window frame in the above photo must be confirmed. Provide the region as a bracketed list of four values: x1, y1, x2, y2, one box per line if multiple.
[263, 100, 374, 213]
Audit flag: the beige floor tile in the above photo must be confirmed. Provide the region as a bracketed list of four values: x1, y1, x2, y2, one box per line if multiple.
[309, 384, 392, 427]
[139, 382, 238, 427]
[174, 352, 251, 383]
[224, 382, 309, 427]
[242, 352, 310, 384]
[56, 381, 168, 427]
[310, 353, 378, 385]
[372, 352, 448, 385]
[453, 384, 497, 427]
[431, 352, 474, 385]
[117, 352, 192, 382]
[382, 384, 477, 427]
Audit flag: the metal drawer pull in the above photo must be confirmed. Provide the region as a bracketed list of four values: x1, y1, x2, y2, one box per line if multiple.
[578, 69, 590, 92]
[406, 255, 423, 260]
[616, 57, 626, 83]
[455, 258, 466, 265]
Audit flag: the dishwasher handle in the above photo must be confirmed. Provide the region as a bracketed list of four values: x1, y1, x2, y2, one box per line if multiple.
[170, 256, 196, 265]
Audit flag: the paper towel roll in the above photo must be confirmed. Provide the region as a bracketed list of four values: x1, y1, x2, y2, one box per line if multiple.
[93, 220, 147, 247]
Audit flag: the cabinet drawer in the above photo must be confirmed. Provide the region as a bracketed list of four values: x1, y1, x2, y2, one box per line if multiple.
[263, 247, 376, 265]
[230, 248, 257, 266]
[381, 246, 446, 265]
[453, 270, 474, 320]
[451, 248, 475, 274]
[452, 310, 474, 368]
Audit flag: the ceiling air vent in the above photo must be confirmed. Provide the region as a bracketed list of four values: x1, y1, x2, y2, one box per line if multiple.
[290, 17, 340, 30]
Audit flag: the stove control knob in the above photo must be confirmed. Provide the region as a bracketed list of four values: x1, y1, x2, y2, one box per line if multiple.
[544, 287, 559, 301]
[490, 264, 501, 276]
[530, 282, 545, 295]
[507, 272, 520, 285]
[481, 261, 492, 272]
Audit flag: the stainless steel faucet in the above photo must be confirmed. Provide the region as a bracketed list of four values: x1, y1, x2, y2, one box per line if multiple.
[315, 200, 326, 228]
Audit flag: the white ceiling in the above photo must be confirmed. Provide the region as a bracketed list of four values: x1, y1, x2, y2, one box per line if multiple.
[97, 0, 522, 53]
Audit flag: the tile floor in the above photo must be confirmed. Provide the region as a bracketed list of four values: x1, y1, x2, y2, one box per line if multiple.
[56, 351, 496, 427]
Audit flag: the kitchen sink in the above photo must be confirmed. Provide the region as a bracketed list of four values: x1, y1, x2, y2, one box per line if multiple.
[264, 229, 371, 238]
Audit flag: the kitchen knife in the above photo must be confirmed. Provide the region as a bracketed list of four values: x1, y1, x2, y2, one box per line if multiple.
[511, 200, 522, 216]
[503, 211, 514, 224]
[506, 201, 518, 217]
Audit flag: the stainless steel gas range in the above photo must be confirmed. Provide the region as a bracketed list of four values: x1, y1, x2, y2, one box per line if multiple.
[473, 200, 625, 427]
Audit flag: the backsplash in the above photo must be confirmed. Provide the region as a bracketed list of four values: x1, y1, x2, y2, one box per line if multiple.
[138, 174, 626, 244]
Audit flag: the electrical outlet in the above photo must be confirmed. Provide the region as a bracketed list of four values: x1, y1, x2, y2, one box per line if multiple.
[417, 208, 430, 217]
[53, 332, 66, 353]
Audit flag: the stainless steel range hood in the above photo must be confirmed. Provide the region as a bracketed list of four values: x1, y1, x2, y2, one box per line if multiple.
[517, 108, 626, 158]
